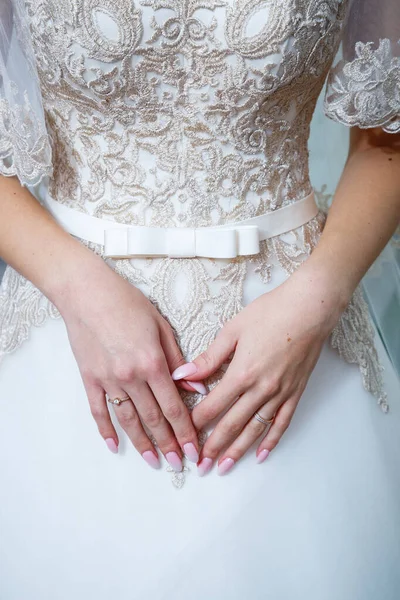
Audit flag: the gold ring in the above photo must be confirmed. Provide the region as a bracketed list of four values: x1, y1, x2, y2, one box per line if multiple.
[107, 395, 130, 406]
[253, 412, 274, 426]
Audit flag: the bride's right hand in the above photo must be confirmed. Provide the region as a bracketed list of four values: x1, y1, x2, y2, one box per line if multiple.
[0, 175, 200, 472]
[55, 254, 200, 472]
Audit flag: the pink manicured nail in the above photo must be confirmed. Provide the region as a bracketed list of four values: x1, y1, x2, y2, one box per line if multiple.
[218, 458, 235, 476]
[197, 457, 213, 477]
[142, 450, 161, 470]
[257, 449, 270, 464]
[186, 381, 207, 395]
[183, 442, 199, 463]
[105, 438, 118, 454]
[172, 363, 198, 380]
[165, 451, 183, 472]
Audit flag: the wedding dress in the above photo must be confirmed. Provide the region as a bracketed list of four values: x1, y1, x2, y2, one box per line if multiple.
[1, 1, 400, 599]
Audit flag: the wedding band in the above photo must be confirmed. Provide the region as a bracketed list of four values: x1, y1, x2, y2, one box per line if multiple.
[107, 395, 130, 406]
[254, 412, 274, 426]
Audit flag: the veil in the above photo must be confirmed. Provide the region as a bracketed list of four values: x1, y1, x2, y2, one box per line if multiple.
[0, 0, 52, 187]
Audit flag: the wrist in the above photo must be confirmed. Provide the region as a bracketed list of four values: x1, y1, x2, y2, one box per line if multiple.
[288, 257, 351, 331]
[301, 249, 356, 304]
[41, 241, 109, 314]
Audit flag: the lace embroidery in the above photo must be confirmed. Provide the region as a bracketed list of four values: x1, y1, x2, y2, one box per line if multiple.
[25, 0, 345, 223]
[324, 38, 400, 132]
[331, 287, 388, 413]
[0, 0, 53, 185]
[0, 266, 60, 365]
[0, 87, 52, 185]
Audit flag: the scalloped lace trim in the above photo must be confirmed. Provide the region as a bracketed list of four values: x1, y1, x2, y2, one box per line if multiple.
[324, 38, 400, 133]
[0, 85, 52, 186]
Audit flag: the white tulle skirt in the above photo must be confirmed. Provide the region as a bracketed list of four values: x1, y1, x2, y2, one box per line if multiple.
[0, 302, 400, 600]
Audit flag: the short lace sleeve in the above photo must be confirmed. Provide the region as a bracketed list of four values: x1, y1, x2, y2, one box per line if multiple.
[324, 0, 400, 133]
[0, 0, 52, 186]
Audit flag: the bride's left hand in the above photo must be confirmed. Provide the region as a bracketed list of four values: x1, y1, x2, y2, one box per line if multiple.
[172, 265, 346, 475]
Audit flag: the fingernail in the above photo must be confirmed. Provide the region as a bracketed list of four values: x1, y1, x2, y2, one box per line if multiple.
[105, 438, 118, 454]
[256, 449, 270, 464]
[218, 457, 235, 476]
[183, 442, 199, 463]
[197, 457, 213, 477]
[186, 381, 207, 395]
[142, 450, 161, 470]
[165, 451, 183, 472]
[172, 363, 198, 380]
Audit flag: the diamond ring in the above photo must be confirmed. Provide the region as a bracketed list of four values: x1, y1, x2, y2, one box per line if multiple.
[107, 395, 130, 406]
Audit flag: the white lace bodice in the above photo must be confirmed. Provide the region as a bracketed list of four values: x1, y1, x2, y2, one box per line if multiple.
[26, 0, 346, 226]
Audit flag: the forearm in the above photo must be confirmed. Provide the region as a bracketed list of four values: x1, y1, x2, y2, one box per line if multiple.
[302, 130, 400, 308]
[0, 175, 107, 310]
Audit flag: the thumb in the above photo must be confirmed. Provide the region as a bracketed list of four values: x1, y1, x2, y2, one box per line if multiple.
[171, 328, 236, 382]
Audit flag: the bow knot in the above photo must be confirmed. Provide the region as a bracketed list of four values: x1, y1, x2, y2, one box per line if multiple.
[104, 224, 260, 259]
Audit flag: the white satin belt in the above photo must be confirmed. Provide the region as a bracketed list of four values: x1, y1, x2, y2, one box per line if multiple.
[43, 192, 319, 259]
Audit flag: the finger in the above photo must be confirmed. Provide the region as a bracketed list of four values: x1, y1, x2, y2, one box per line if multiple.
[129, 381, 188, 471]
[197, 393, 282, 474]
[158, 322, 186, 373]
[256, 397, 299, 462]
[191, 360, 247, 431]
[148, 361, 200, 464]
[107, 388, 161, 470]
[171, 326, 236, 382]
[159, 324, 208, 394]
[85, 381, 119, 454]
[215, 400, 282, 474]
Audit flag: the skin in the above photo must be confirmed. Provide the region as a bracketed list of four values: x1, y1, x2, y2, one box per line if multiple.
[0, 128, 399, 474]
[176, 128, 400, 473]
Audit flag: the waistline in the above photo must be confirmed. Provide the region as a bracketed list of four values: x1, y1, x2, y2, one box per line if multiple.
[42, 192, 319, 259]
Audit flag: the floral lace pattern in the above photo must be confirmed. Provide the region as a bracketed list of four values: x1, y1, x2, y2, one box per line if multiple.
[0, 0, 53, 185]
[324, 38, 400, 132]
[331, 286, 388, 413]
[25, 0, 345, 222]
[0, 88, 52, 185]
[0, 265, 59, 365]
